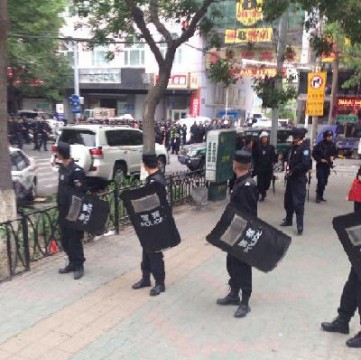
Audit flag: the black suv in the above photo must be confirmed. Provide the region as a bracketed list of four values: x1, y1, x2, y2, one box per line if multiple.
[178, 128, 294, 171]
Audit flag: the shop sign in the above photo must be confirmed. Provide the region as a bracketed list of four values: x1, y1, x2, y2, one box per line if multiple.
[189, 73, 199, 90]
[337, 96, 361, 111]
[236, 66, 279, 79]
[306, 72, 326, 117]
[79, 68, 121, 83]
[225, 28, 273, 44]
[190, 90, 200, 116]
[154, 74, 189, 89]
[336, 114, 358, 124]
[236, 0, 263, 26]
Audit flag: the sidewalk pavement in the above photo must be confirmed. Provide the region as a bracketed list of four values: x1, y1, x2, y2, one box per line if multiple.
[0, 171, 360, 360]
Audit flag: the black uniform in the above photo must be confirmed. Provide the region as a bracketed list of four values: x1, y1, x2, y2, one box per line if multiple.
[140, 170, 167, 286]
[312, 140, 337, 201]
[57, 161, 87, 270]
[254, 143, 277, 200]
[284, 141, 311, 231]
[227, 173, 258, 305]
[38, 121, 51, 151]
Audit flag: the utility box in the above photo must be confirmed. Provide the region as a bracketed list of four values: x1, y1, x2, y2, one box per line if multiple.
[206, 129, 236, 202]
[205, 129, 236, 183]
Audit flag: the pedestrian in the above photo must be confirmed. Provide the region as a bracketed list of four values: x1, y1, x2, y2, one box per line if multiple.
[32, 117, 41, 150]
[132, 153, 167, 296]
[321, 166, 361, 348]
[217, 150, 258, 318]
[190, 121, 197, 143]
[181, 124, 187, 146]
[56, 142, 87, 280]
[253, 131, 277, 202]
[280, 128, 311, 235]
[170, 125, 181, 155]
[38, 118, 51, 151]
[15, 118, 24, 149]
[312, 129, 337, 203]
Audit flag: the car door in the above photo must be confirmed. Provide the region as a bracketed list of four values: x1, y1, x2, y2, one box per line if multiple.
[105, 130, 132, 176]
[128, 130, 143, 173]
[11, 151, 32, 196]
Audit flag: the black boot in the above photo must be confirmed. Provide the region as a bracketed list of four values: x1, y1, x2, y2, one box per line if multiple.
[280, 218, 292, 227]
[321, 316, 350, 334]
[73, 266, 84, 280]
[216, 291, 240, 306]
[150, 284, 165, 296]
[346, 332, 361, 348]
[234, 304, 251, 318]
[132, 278, 151, 289]
[58, 263, 75, 274]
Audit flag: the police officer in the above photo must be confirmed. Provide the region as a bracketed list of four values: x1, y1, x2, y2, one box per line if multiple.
[253, 131, 277, 202]
[280, 128, 311, 235]
[132, 153, 167, 296]
[312, 130, 337, 203]
[321, 167, 361, 348]
[217, 150, 258, 318]
[56, 142, 87, 280]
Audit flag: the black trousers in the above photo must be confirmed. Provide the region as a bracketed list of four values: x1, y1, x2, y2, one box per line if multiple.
[141, 250, 165, 285]
[316, 166, 330, 199]
[284, 175, 307, 229]
[338, 267, 361, 323]
[226, 254, 252, 305]
[60, 225, 85, 268]
[39, 135, 48, 150]
[257, 170, 272, 197]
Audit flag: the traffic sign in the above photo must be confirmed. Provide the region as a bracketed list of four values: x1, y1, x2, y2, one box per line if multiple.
[306, 72, 326, 117]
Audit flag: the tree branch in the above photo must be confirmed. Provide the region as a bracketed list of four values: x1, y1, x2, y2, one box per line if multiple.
[174, 0, 216, 47]
[124, 0, 165, 66]
[149, 0, 173, 45]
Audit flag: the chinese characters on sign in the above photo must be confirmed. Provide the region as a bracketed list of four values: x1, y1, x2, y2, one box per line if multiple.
[225, 28, 273, 44]
[78, 203, 93, 225]
[306, 72, 326, 117]
[337, 97, 361, 112]
[236, 0, 264, 26]
[79, 69, 121, 83]
[139, 211, 164, 227]
[154, 74, 188, 89]
[238, 227, 263, 253]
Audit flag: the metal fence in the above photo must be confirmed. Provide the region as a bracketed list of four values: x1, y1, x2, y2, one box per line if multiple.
[0, 170, 206, 282]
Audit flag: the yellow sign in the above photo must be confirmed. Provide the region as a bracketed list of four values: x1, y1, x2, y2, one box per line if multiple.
[306, 72, 326, 117]
[236, 0, 263, 26]
[225, 28, 273, 44]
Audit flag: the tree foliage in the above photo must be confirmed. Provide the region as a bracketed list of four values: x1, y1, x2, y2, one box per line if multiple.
[74, 0, 220, 152]
[7, 0, 71, 109]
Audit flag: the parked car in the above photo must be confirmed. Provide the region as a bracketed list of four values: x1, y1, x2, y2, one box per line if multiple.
[10, 147, 38, 201]
[178, 143, 206, 171]
[51, 125, 169, 184]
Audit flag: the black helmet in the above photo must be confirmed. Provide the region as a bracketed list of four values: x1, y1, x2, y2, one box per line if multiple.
[323, 130, 333, 138]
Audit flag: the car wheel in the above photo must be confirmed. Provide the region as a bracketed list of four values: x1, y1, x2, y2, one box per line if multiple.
[113, 163, 127, 183]
[27, 179, 37, 201]
[157, 156, 166, 174]
[198, 159, 205, 171]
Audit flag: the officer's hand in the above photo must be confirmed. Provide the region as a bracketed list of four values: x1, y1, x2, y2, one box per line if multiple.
[321, 159, 328, 163]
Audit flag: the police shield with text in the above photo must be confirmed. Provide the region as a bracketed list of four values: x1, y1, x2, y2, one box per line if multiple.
[216, 150, 258, 318]
[312, 130, 337, 203]
[56, 142, 87, 280]
[280, 128, 311, 236]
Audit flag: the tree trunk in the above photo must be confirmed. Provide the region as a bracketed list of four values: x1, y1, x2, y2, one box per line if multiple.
[0, 0, 17, 223]
[328, 51, 339, 124]
[142, 56, 173, 153]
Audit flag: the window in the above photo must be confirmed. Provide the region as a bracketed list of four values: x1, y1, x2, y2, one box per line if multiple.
[124, 42, 145, 66]
[106, 130, 143, 146]
[130, 131, 143, 145]
[10, 151, 29, 171]
[59, 130, 96, 147]
[159, 44, 182, 65]
[92, 46, 109, 67]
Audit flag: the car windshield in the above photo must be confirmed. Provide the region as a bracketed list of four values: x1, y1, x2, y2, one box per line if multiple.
[59, 129, 96, 147]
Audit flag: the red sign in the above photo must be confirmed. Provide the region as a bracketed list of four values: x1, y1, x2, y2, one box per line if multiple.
[337, 97, 361, 112]
[190, 90, 200, 116]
